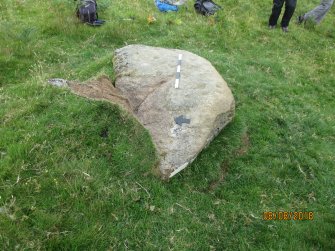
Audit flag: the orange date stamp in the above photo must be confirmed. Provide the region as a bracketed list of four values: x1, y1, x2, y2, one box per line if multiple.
[263, 211, 314, 221]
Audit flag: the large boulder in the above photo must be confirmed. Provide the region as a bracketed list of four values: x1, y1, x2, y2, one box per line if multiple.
[114, 45, 235, 178]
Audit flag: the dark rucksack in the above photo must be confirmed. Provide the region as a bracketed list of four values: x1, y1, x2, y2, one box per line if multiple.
[194, 0, 222, 16]
[76, 0, 98, 24]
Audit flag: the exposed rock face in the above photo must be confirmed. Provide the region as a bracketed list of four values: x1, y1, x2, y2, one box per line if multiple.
[68, 76, 133, 114]
[114, 45, 235, 178]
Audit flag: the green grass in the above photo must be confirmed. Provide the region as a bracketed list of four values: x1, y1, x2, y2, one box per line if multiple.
[1, 0, 334, 250]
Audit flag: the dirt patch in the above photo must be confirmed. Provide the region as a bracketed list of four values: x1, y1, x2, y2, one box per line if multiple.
[207, 131, 250, 191]
[208, 160, 229, 191]
[235, 132, 250, 157]
[68, 76, 133, 114]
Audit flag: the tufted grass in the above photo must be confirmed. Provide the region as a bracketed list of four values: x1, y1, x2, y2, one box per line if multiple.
[1, 0, 334, 250]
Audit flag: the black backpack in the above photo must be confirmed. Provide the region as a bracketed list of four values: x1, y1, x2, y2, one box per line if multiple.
[194, 0, 222, 16]
[76, 0, 98, 24]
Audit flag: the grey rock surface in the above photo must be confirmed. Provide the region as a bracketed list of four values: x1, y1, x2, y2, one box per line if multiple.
[48, 78, 68, 87]
[114, 45, 235, 178]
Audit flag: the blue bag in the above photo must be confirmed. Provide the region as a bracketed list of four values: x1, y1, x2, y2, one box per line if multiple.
[155, 0, 179, 12]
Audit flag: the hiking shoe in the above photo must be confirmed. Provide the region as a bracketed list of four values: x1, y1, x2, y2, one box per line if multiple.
[297, 15, 305, 24]
[269, 25, 276, 29]
[282, 27, 289, 32]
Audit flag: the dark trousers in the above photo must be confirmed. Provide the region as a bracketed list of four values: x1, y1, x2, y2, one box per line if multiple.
[269, 0, 297, 27]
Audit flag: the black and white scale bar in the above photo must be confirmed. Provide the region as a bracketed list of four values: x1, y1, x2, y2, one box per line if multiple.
[175, 54, 183, 89]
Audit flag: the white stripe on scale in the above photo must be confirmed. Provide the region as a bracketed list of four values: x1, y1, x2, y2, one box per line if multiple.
[175, 54, 183, 89]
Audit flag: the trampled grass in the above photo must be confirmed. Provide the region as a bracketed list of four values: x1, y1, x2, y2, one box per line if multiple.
[0, 0, 334, 250]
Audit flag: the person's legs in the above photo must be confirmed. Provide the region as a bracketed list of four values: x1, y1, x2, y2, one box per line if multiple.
[303, 0, 334, 23]
[269, 0, 285, 26]
[281, 0, 297, 27]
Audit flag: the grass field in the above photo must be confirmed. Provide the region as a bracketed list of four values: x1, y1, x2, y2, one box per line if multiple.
[1, 0, 334, 250]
